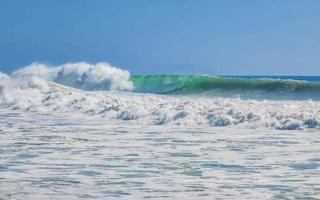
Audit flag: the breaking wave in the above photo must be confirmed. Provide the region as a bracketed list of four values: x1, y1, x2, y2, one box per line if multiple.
[131, 75, 320, 100]
[1, 62, 320, 130]
[0, 77, 318, 131]
[11, 62, 133, 91]
[4, 62, 320, 100]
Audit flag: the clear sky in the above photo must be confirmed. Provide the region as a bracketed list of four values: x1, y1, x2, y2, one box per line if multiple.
[0, 0, 320, 75]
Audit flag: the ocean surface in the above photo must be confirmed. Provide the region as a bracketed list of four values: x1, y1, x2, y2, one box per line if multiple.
[1, 63, 320, 199]
[131, 75, 320, 100]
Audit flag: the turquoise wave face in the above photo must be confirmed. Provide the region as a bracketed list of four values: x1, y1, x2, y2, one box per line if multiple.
[130, 75, 320, 100]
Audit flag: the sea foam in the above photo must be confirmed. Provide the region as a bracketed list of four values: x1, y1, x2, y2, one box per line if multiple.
[0, 72, 319, 130]
[12, 62, 133, 91]
[0, 72, 9, 80]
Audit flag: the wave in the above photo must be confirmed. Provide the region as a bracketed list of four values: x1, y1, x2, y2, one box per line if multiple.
[4, 63, 320, 100]
[11, 62, 133, 91]
[1, 62, 320, 130]
[131, 75, 320, 100]
[0, 75, 319, 130]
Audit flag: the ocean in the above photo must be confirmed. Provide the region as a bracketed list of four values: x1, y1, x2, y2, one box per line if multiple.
[131, 75, 320, 100]
[1, 63, 320, 199]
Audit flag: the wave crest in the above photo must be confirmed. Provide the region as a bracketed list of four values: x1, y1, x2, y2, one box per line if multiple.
[131, 75, 320, 100]
[12, 62, 133, 91]
[0, 72, 9, 80]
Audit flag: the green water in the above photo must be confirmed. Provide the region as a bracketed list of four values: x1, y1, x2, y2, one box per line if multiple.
[130, 75, 320, 100]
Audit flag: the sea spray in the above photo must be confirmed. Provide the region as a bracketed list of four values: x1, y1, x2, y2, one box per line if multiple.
[12, 62, 133, 91]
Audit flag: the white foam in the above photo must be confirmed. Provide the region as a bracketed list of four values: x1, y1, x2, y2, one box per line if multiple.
[12, 62, 133, 91]
[1, 110, 319, 199]
[0, 72, 9, 80]
[0, 75, 319, 130]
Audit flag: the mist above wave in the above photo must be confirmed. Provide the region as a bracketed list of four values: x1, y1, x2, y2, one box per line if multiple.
[11, 62, 133, 91]
[0, 72, 9, 80]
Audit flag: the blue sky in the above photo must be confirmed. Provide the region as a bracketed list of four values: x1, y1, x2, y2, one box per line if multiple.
[0, 0, 320, 75]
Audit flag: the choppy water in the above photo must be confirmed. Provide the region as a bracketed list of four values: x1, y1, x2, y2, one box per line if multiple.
[1, 110, 320, 200]
[1, 63, 320, 199]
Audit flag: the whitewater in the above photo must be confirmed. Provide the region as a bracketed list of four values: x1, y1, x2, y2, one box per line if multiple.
[1, 62, 320, 130]
[1, 62, 320, 199]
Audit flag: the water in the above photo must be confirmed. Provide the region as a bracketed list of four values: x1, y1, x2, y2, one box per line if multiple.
[1, 63, 320, 199]
[1, 72, 320, 130]
[233, 76, 320, 83]
[4, 63, 320, 100]
[131, 75, 320, 100]
[1, 111, 320, 199]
